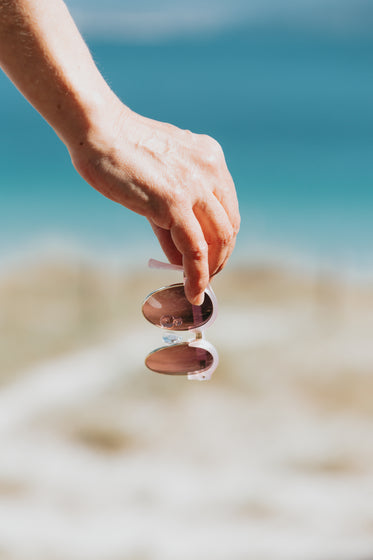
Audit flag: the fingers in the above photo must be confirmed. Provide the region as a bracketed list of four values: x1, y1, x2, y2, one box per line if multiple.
[143, 130, 239, 302]
[212, 185, 240, 274]
[213, 173, 241, 238]
[169, 213, 210, 306]
[148, 219, 182, 266]
[199, 134, 240, 240]
[209, 177, 240, 274]
[193, 193, 234, 277]
[150, 186, 238, 305]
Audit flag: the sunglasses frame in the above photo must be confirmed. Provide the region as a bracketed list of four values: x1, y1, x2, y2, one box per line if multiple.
[142, 259, 219, 380]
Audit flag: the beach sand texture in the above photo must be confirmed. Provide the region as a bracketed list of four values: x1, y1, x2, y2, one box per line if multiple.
[0, 258, 372, 560]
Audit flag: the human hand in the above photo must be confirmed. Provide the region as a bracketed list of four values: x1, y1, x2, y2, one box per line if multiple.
[70, 103, 240, 305]
[0, 0, 239, 304]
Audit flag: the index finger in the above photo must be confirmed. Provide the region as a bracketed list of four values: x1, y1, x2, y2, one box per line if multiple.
[170, 212, 210, 306]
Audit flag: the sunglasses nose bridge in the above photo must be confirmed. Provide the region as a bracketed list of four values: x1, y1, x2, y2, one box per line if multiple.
[162, 333, 183, 345]
[192, 330, 203, 340]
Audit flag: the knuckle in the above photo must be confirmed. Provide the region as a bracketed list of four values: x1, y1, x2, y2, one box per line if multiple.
[169, 186, 188, 209]
[216, 226, 234, 247]
[205, 135, 222, 152]
[149, 200, 173, 230]
[186, 241, 208, 261]
[233, 215, 241, 235]
[201, 135, 224, 163]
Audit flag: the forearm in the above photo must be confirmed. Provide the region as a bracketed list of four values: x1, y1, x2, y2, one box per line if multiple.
[0, 0, 240, 305]
[0, 0, 122, 148]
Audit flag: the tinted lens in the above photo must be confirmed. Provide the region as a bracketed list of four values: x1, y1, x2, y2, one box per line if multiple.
[145, 343, 214, 375]
[142, 283, 213, 330]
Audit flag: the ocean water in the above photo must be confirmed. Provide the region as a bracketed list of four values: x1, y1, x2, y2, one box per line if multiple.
[1, 25, 373, 274]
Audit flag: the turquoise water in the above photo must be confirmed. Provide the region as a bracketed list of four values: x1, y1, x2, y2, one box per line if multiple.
[1, 25, 373, 272]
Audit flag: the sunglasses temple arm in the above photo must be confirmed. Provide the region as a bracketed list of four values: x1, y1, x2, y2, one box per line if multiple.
[148, 259, 184, 272]
[148, 259, 215, 292]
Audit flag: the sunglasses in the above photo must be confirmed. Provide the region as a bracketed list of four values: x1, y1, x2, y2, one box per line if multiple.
[142, 259, 218, 381]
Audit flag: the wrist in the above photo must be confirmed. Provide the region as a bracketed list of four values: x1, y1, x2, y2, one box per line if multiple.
[65, 86, 134, 192]
[56, 79, 125, 148]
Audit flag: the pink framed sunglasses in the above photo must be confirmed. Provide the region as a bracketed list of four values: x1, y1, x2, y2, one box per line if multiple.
[142, 259, 218, 381]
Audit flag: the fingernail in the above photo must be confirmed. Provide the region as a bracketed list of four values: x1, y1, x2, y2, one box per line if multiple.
[184, 279, 205, 306]
[193, 292, 205, 306]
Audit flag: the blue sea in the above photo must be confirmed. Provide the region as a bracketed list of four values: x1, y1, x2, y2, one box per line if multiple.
[1, 24, 373, 275]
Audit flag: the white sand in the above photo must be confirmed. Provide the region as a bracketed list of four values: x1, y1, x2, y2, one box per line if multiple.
[0, 297, 372, 560]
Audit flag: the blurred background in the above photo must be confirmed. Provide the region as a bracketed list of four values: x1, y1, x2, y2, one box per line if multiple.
[0, 0, 373, 559]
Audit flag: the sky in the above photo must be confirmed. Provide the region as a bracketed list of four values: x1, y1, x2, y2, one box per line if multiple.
[64, 0, 373, 41]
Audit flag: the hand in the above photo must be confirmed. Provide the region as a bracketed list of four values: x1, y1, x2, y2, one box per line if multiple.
[70, 103, 240, 305]
[0, 0, 239, 304]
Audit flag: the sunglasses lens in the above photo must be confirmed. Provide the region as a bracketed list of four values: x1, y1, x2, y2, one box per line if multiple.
[145, 343, 214, 375]
[142, 283, 213, 330]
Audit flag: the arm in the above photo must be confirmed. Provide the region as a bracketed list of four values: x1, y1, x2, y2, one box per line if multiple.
[0, 0, 240, 305]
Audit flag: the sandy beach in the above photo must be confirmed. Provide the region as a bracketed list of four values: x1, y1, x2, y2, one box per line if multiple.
[0, 257, 372, 560]
[1, 0, 373, 556]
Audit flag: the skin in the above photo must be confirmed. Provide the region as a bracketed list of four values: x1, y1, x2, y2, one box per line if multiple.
[0, 0, 240, 305]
